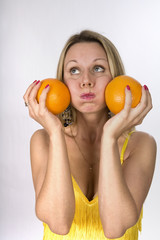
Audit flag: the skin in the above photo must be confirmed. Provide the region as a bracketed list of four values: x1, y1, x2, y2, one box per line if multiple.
[23, 42, 156, 238]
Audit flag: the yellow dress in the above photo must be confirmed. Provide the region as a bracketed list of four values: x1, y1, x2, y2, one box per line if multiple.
[43, 131, 143, 240]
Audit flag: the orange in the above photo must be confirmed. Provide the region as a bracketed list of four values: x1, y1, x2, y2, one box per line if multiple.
[105, 75, 142, 114]
[36, 78, 71, 115]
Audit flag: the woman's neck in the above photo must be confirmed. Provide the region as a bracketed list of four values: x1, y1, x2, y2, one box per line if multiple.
[75, 110, 109, 144]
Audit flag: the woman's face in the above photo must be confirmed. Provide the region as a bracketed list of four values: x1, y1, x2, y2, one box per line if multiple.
[63, 42, 112, 113]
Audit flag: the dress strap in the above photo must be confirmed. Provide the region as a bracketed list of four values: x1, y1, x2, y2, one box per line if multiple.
[120, 130, 135, 164]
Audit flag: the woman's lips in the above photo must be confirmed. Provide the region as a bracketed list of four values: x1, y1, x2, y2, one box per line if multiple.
[80, 93, 96, 100]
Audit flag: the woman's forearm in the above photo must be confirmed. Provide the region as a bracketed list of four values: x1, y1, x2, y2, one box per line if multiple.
[36, 129, 75, 234]
[98, 134, 138, 238]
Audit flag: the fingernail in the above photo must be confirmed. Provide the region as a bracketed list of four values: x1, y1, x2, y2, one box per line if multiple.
[127, 85, 130, 90]
[45, 84, 49, 88]
[33, 80, 37, 83]
[144, 85, 148, 90]
[36, 80, 40, 85]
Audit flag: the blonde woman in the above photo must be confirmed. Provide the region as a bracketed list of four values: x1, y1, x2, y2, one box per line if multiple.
[23, 30, 156, 240]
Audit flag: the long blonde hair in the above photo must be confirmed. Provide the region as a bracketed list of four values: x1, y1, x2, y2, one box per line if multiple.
[56, 30, 125, 126]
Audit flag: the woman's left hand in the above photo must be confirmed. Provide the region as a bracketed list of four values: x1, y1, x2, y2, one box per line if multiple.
[103, 85, 152, 140]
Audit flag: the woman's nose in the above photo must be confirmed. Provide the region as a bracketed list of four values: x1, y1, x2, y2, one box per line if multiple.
[80, 72, 94, 88]
[81, 82, 93, 88]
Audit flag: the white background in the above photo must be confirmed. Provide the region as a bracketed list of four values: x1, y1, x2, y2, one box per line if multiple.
[0, 0, 160, 239]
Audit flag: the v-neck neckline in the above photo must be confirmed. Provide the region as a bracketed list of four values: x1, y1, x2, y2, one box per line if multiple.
[71, 131, 134, 205]
[72, 176, 98, 205]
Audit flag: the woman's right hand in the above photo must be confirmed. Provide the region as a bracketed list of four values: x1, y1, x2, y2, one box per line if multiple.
[23, 80, 63, 136]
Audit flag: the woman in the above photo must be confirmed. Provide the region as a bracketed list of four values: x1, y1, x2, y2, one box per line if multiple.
[23, 30, 156, 239]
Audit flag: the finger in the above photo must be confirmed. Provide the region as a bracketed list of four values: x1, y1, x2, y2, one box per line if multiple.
[139, 85, 152, 114]
[145, 85, 153, 110]
[39, 84, 50, 111]
[123, 85, 132, 113]
[23, 80, 37, 103]
[28, 80, 41, 107]
[132, 85, 152, 124]
[136, 85, 151, 112]
[28, 105, 36, 119]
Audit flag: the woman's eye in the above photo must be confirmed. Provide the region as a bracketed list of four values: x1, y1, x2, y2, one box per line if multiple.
[94, 66, 104, 72]
[70, 68, 80, 74]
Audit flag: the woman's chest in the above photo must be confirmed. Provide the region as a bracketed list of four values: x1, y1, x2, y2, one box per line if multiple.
[66, 136, 100, 201]
[64, 132, 130, 201]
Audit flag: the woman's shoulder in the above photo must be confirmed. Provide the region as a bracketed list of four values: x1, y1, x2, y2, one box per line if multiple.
[30, 129, 50, 171]
[122, 130, 157, 163]
[127, 130, 157, 163]
[131, 130, 156, 147]
[30, 128, 50, 147]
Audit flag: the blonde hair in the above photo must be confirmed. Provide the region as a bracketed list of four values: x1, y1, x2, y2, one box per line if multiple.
[56, 30, 125, 126]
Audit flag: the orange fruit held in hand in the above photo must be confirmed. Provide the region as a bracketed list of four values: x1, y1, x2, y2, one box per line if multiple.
[105, 75, 142, 114]
[36, 78, 71, 115]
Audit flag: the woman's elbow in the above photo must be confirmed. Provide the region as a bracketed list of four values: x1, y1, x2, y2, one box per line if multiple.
[103, 214, 138, 239]
[103, 226, 126, 239]
[36, 210, 72, 235]
[47, 221, 71, 235]
[35, 202, 73, 235]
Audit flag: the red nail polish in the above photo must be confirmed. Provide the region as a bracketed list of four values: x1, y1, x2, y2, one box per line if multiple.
[144, 85, 148, 90]
[36, 80, 40, 85]
[127, 85, 130, 90]
[33, 80, 37, 83]
[45, 84, 49, 88]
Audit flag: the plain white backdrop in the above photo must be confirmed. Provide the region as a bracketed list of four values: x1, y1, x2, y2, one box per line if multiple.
[0, 0, 160, 239]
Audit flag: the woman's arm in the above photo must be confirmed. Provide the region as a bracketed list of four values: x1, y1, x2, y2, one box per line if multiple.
[98, 86, 156, 238]
[98, 132, 156, 239]
[30, 128, 75, 235]
[23, 81, 75, 235]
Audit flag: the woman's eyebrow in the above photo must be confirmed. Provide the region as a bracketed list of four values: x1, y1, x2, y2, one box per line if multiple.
[65, 58, 108, 66]
[65, 60, 78, 67]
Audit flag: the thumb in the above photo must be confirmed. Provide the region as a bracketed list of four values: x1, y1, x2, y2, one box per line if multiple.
[123, 85, 132, 112]
[39, 84, 50, 109]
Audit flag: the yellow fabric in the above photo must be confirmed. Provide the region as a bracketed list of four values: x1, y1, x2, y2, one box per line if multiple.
[43, 131, 143, 239]
[120, 131, 135, 164]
